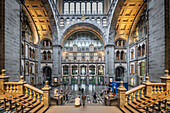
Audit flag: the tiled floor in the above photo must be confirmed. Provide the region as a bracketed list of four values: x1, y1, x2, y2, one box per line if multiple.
[46, 106, 122, 113]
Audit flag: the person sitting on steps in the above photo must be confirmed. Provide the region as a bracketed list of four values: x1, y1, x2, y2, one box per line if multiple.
[75, 96, 81, 107]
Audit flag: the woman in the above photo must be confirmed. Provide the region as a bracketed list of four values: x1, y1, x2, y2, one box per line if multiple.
[75, 96, 81, 107]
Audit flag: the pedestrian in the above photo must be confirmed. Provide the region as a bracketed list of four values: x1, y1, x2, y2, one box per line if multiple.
[81, 95, 86, 106]
[93, 92, 97, 103]
[65, 93, 68, 101]
[81, 88, 84, 94]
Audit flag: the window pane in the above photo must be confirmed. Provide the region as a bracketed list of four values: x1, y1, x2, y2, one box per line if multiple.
[70, 2, 74, 14]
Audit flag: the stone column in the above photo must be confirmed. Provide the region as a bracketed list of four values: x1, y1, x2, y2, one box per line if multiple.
[42, 81, 51, 106]
[105, 44, 115, 84]
[17, 76, 26, 96]
[117, 81, 127, 108]
[52, 45, 62, 85]
[160, 70, 170, 91]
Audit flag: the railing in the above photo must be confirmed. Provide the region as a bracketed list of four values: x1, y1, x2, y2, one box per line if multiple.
[125, 85, 145, 105]
[24, 84, 43, 103]
[0, 88, 34, 112]
[136, 90, 170, 109]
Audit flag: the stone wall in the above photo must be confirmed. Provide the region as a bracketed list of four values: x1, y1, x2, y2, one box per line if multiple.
[148, 0, 165, 82]
[4, 0, 21, 81]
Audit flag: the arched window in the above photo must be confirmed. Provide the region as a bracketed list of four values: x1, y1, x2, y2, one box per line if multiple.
[22, 44, 24, 56]
[131, 65, 134, 74]
[70, 2, 74, 14]
[120, 51, 124, 60]
[92, 2, 97, 14]
[116, 51, 120, 60]
[115, 66, 124, 81]
[76, 3, 80, 14]
[63, 65, 69, 75]
[142, 44, 145, 56]
[48, 51, 51, 60]
[72, 65, 78, 75]
[98, 65, 104, 75]
[33, 49, 35, 59]
[29, 48, 32, 58]
[42, 40, 52, 47]
[89, 65, 95, 75]
[64, 2, 69, 14]
[138, 46, 141, 57]
[81, 2, 85, 14]
[98, 2, 103, 14]
[43, 51, 47, 60]
[131, 50, 134, 59]
[80, 65, 86, 75]
[87, 2, 91, 14]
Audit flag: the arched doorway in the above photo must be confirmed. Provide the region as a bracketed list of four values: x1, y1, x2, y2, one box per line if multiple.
[115, 66, 124, 81]
[43, 66, 52, 84]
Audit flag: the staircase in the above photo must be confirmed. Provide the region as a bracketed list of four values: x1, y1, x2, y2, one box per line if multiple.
[0, 69, 50, 113]
[117, 70, 170, 113]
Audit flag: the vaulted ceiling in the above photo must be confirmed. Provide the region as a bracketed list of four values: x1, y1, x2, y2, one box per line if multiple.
[24, 0, 52, 42]
[115, 0, 144, 41]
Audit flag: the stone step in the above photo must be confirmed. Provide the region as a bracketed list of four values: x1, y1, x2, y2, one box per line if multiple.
[124, 104, 139, 113]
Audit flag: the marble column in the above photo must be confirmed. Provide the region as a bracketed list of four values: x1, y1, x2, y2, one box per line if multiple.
[105, 44, 115, 84]
[52, 45, 62, 85]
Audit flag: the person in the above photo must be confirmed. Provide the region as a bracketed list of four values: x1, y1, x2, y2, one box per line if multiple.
[65, 93, 68, 101]
[75, 96, 81, 107]
[93, 92, 97, 103]
[39, 87, 41, 90]
[81, 88, 84, 94]
[81, 95, 86, 106]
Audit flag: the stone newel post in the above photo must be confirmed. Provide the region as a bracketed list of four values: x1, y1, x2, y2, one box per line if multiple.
[117, 81, 127, 108]
[42, 81, 51, 106]
[0, 69, 10, 90]
[17, 76, 26, 96]
[145, 76, 152, 97]
[160, 70, 170, 91]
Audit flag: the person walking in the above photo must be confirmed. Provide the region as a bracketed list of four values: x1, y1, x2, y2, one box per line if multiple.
[93, 92, 97, 103]
[81, 95, 86, 106]
[81, 88, 84, 94]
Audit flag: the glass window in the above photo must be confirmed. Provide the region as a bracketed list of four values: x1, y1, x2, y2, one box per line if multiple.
[72, 65, 78, 75]
[89, 65, 95, 75]
[70, 2, 74, 14]
[63, 65, 69, 75]
[98, 65, 104, 75]
[87, 2, 91, 14]
[76, 3, 80, 14]
[81, 2, 85, 14]
[98, 2, 103, 14]
[92, 2, 97, 14]
[80, 65, 86, 75]
[64, 3, 69, 14]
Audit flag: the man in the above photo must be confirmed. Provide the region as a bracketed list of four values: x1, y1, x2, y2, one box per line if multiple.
[93, 92, 97, 103]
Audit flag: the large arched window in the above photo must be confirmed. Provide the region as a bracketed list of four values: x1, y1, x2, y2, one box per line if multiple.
[43, 51, 47, 60]
[142, 44, 145, 56]
[87, 2, 91, 14]
[138, 46, 141, 57]
[115, 66, 124, 81]
[98, 65, 104, 75]
[48, 51, 51, 60]
[98, 2, 103, 14]
[89, 65, 95, 75]
[76, 3, 80, 14]
[131, 50, 134, 59]
[116, 51, 120, 60]
[120, 51, 124, 60]
[64, 3, 69, 14]
[70, 2, 74, 14]
[92, 2, 97, 14]
[72, 65, 78, 75]
[81, 2, 85, 14]
[80, 65, 86, 75]
[63, 65, 69, 75]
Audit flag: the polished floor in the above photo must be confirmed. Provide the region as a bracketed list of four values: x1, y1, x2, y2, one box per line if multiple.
[51, 84, 109, 105]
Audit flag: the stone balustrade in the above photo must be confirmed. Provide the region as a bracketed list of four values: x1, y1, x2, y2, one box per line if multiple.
[118, 70, 170, 108]
[0, 69, 51, 107]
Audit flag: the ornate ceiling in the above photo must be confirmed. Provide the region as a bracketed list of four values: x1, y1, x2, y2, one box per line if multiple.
[115, 0, 144, 41]
[24, 0, 52, 42]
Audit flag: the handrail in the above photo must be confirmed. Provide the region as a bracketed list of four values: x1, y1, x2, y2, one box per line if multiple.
[145, 83, 166, 85]
[125, 85, 145, 95]
[0, 88, 34, 108]
[4, 82, 24, 85]
[136, 90, 170, 109]
[24, 84, 43, 94]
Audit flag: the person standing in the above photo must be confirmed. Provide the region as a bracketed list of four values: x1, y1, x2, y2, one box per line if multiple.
[93, 92, 97, 103]
[81, 95, 86, 106]
[75, 96, 81, 107]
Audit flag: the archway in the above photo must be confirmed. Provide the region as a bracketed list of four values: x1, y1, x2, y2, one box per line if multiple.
[43, 66, 52, 84]
[115, 66, 124, 81]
